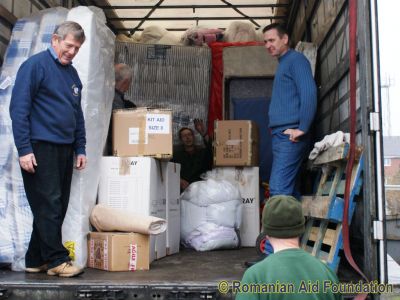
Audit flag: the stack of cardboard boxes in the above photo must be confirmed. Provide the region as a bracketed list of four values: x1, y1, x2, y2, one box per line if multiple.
[213, 120, 261, 247]
[87, 113, 261, 271]
[88, 108, 181, 271]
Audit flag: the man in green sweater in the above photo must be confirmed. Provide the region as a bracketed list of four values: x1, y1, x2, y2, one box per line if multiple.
[236, 196, 342, 300]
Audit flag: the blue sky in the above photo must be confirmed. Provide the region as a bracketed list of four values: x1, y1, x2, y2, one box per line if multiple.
[378, 0, 400, 136]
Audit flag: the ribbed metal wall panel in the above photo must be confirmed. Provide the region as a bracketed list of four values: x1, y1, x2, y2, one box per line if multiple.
[115, 42, 211, 144]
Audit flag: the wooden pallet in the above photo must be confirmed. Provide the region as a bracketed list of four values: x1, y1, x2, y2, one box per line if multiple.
[300, 143, 363, 272]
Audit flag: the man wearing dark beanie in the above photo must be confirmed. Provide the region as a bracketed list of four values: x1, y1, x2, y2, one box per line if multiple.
[236, 196, 341, 299]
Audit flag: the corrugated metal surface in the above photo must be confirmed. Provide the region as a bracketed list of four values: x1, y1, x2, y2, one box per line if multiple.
[289, 0, 378, 280]
[115, 42, 211, 143]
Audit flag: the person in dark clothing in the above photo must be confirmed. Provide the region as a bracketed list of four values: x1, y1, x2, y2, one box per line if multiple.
[172, 119, 212, 191]
[106, 63, 135, 155]
[113, 63, 135, 110]
[9, 21, 86, 277]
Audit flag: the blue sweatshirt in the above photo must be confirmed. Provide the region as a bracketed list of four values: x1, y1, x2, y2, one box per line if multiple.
[10, 48, 86, 156]
[269, 49, 317, 134]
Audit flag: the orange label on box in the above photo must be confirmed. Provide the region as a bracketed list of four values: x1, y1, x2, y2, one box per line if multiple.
[129, 244, 137, 271]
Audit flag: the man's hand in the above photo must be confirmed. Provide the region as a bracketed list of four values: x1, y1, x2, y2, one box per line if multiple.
[283, 128, 305, 142]
[180, 179, 189, 190]
[194, 118, 207, 137]
[19, 153, 37, 173]
[76, 154, 87, 170]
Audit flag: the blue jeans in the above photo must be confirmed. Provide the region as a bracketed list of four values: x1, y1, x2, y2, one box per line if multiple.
[269, 131, 310, 199]
[21, 142, 73, 269]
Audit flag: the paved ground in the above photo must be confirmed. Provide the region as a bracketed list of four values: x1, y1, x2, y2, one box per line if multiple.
[388, 255, 400, 285]
[381, 255, 400, 299]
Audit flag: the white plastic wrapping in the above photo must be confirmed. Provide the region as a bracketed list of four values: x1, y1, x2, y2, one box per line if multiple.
[185, 223, 240, 252]
[203, 167, 260, 247]
[62, 6, 115, 268]
[206, 200, 242, 229]
[180, 199, 242, 238]
[180, 200, 206, 238]
[0, 7, 68, 271]
[181, 178, 241, 206]
[180, 179, 242, 251]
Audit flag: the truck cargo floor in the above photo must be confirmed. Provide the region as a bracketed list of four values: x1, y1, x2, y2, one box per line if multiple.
[0, 248, 259, 299]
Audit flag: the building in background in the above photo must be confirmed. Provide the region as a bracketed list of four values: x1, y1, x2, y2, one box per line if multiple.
[384, 136, 400, 215]
[384, 136, 400, 264]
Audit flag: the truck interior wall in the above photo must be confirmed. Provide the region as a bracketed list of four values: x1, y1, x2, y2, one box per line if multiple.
[289, 0, 379, 281]
[357, 0, 380, 283]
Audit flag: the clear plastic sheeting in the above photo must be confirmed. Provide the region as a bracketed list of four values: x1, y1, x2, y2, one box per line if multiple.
[180, 179, 242, 251]
[183, 178, 241, 206]
[115, 42, 211, 144]
[62, 6, 115, 268]
[0, 7, 68, 271]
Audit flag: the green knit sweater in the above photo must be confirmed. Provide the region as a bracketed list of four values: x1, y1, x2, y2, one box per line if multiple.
[235, 248, 342, 300]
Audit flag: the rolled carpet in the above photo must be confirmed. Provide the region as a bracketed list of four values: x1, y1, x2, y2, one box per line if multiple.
[90, 204, 167, 235]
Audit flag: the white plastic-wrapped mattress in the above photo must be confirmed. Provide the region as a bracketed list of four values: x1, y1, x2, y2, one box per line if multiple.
[0, 7, 68, 271]
[62, 6, 115, 268]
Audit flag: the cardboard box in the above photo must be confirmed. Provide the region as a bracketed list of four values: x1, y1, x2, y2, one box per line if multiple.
[161, 162, 181, 255]
[214, 120, 259, 166]
[87, 232, 150, 271]
[212, 167, 260, 246]
[112, 108, 172, 158]
[98, 157, 166, 262]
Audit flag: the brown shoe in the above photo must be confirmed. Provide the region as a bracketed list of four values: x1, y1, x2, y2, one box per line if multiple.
[47, 262, 83, 278]
[25, 264, 47, 273]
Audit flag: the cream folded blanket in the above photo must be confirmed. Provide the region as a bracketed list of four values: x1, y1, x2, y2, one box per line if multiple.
[308, 131, 350, 160]
[90, 204, 167, 235]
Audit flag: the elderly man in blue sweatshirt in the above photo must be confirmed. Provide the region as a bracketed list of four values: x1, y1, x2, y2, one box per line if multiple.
[263, 23, 317, 198]
[10, 21, 86, 277]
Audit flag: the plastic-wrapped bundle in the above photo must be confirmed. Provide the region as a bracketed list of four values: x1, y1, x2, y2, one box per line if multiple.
[0, 7, 68, 271]
[140, 25, 168, 44]
[224, 21, 257, 42]
[181, 27, 224, 46]
[1, 20, 38, 75]
[180, 199, 242, 238]
[185, 223, 240, 251]
[138, 25, 181, 45]
[62, 6, 115, 268]
[181, 178, 241, 206]
[180, 179, 242, 251]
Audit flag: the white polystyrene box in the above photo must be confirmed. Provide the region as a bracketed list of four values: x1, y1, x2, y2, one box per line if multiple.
[211, 167, 260, 247]
[161, 162, 181, 255]
[98, 157, 167, 262]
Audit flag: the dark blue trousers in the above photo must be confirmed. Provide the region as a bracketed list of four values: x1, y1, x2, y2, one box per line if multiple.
[269, 132, 310, 199]
[21, 142, 73, 269]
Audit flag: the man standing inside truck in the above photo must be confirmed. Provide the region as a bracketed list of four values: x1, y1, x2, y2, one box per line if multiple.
[263, 23, 317, 198]
[236, 195, 341, 300]
[9, 21, 86, 277]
